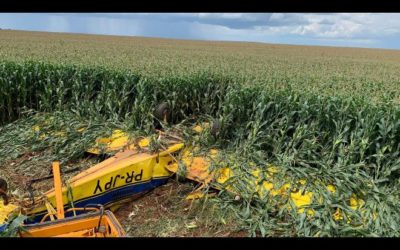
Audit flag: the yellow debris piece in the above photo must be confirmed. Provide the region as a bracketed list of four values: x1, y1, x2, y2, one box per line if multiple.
[89, 130, 149, 152]
[209, 149, 219, 157]
[349, 194, 365, 210]
[372, 211, 378, 220]
[327, 185, 336, 193]
[77, 128, 86, 133]
[186, 191, 205, 200]
[32, 125, 40, 132]
[181, 156, 212, 183]
[138, 138, 150, 148]
[53, 131, 66, 137]
[267, 166, 280, 174]
[32, 125, 46, 140]
[87, 130, 134, 154]
[192, 123, 210, 133]
[333, 208, 344, 221]
[192, 125, 203, 133]
[32, 125, 70, 140]
[111, 130, 125, 138]
[215, 167, 232, 184]
[0, 202, 18, 224]
[298, 179, 307, 185]
[290, 190, 314, 215]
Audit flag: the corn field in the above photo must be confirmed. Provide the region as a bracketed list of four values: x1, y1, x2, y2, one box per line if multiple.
[1, 30, 400, 236]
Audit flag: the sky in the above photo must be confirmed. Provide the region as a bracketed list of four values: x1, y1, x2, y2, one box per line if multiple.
[0, 13, 400, 49]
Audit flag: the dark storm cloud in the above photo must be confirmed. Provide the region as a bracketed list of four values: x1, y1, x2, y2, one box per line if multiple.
[64, 13, 311, 30]
[1, 13, 400, 49]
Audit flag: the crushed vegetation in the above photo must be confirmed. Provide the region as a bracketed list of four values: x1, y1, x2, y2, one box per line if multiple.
[1, 31, 400, 237]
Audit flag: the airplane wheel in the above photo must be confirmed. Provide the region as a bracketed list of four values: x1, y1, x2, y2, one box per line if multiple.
[0, 177, 9, 205]
[154, 102, 171, 123]
[211, 119, 221, 139]
[0, 178, 7, 192]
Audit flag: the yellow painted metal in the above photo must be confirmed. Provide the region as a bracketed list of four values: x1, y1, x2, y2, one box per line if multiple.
[1, 128, 181, 223]
[17, 161, 127, 237]
[20, 210, 126, 237]
[0, 202, 18, 225]
[185, 191, 205, 200]
[192, 123, 210, 133]
[25, 142, 184, 218]
[86, 130, 150, 155]
[44, 201, 56, 221]
[52, 162, 65, 219]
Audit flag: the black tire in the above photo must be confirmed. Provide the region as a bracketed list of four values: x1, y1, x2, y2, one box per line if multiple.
[211, 119, 221, 139]
[0, 177, 7, 192]
[154, 102, 171, 123]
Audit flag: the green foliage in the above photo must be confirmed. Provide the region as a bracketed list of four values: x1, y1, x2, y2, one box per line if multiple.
[1, 32, 400, 237]
[0, 214, 28, 237]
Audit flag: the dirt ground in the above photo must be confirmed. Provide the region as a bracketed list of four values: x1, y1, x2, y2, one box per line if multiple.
[113, 179, 247, 237]
[0, 150, 248, 237]
[0, 152, 97, 201]
[1, 161, 247, 237]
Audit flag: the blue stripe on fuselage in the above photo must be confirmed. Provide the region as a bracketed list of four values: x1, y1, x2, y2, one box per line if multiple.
[26, 177, 169, 224]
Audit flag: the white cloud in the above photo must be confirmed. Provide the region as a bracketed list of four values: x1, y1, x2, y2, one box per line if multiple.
[290, 13, 400, 39]
[49, 13, 400, 40]
[2, 13, 400, 49]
